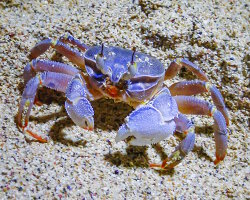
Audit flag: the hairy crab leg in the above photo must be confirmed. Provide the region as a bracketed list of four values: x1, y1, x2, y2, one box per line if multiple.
[24, 59, 79, 84]
[169, 80, 229, 125]
[29, 38, 85, 70]
[17, 72, 73, 142]
[174, 96, 228, 165]
[28, 39, 52, 60]
[18, 72, 96, 142]
[59, 33, 89, 52]
[150, 114, 196, 170]
[165, 58, 209, 81]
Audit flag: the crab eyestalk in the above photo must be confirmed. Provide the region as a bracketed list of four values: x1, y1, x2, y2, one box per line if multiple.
[123, 47, 138, 80]
[100, 43, 104, 57]
[129, 47, 137, 77]
[96, 44, 111, 76]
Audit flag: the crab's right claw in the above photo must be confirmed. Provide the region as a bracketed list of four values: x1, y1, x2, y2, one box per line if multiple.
[65, 74, 94, 130]
[115, 106, 176, 146]
[116, 88, 178, 145]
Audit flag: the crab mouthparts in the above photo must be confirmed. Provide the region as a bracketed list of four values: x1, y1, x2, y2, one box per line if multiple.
[106, 85, 119, 97]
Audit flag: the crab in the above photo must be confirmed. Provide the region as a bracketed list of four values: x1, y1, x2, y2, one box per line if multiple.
[17, 33, 229, 169]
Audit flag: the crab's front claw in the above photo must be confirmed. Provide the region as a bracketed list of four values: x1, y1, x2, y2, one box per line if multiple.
[116, 106, 176, 146]
[65, 74, 94, 130]
[65, 98, 94, 130]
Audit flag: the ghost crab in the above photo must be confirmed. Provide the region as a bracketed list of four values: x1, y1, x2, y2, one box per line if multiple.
[17, 33, 229, 169]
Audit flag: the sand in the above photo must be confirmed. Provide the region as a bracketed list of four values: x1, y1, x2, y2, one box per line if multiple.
[0, 0, 249, 199]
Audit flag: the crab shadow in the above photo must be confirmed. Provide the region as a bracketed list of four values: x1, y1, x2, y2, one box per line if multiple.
[104, 127, 214, 175]
[104, 145, 175, 176]
[104, 146, 150, 169]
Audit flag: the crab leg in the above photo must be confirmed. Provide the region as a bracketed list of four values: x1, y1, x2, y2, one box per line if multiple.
[59, 33, 89, 52]
[28, 39, 52, 60]
[29, 38, 85, 69]
[17, 72, 73, 142]
[150, 114, 196, 170]
[169, 80, 229, 125]
[165, 58, 209, 81]
[24, 59, 79, 84]
[18, 72, 96, 142]
[174, 96, 228, 165]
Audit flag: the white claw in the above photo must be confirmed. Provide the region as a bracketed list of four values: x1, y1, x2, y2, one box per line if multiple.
[116, 105, 176, 146]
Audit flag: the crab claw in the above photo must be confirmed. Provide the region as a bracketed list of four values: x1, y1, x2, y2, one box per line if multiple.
[116, 106, 176, 146]
[65, 99, 94, 130]
[23, 62, 36, 84]
[65, 74, 94, 130]
[116, 88, 178, 145]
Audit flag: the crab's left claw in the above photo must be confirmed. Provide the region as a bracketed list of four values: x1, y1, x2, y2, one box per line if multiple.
[116, 105, 176, 146]
[65, 74, 94, 130]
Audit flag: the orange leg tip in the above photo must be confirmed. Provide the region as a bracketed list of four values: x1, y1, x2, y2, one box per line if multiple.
[161, 159, 168, 168]
[83, 126, 94, 131]
[34, 96, 43, 106]
[214, 154, 226, 165]
[25, 129, 48, 143]
[214, 159, 221, 165]
[149, 163, 162, 168]
[34, 100, 43, 106]
[24, 119, 28, 128]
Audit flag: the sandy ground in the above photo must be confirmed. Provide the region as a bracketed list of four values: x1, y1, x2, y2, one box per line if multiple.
[0, 0, 249, 199]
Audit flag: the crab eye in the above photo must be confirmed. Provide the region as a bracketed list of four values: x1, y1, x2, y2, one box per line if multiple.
[84, 120, 88, 127]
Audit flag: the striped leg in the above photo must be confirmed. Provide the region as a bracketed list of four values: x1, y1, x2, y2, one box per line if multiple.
[59, 33, 89, 52]
[169, 80, 229, 125]
[28, 35, 87, 69]
[150, 114, 196, 169]
[165, 58, 209, 81]
[23, 59, 79, 84]
[18, 72, 95, 142]
[17, 72, 73, 142]
[174, 96, 228, 165]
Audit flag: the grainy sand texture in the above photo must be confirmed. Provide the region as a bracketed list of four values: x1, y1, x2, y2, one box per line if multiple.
[0, 0, 249, 199]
